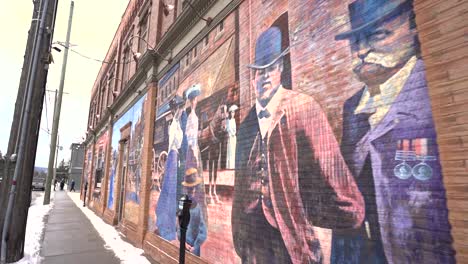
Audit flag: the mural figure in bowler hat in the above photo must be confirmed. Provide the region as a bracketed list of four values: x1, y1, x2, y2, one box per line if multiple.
[331, 0, 456, 263]
[232, 23, 365, 263]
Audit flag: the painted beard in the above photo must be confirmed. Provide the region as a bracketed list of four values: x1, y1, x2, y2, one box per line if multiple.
[352, 51, 410, 85]
[353, 62, 395, 84]
[257, 83, 277, 107]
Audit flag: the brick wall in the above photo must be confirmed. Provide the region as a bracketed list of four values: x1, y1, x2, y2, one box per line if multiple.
[414, 0, 468, 261]
[82, 0, 467, 263]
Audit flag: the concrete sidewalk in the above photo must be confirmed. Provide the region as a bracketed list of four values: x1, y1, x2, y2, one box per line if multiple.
[40, 191, 120, 264]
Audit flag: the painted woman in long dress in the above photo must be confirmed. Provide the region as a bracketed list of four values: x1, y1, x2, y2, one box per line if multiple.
[182, 84, 208, 255]
[155, 96, 185, 241]
[226, 104, 238, 169]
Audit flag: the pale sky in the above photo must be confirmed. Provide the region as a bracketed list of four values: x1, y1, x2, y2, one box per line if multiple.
[0, 0, 129, 167]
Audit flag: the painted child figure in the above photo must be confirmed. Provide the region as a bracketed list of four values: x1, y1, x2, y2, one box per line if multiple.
[179, 169, 207, 256]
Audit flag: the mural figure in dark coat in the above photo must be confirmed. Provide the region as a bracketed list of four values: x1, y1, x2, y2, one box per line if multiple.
[331, 0, 456, 263]
[232, 25, 365, 263]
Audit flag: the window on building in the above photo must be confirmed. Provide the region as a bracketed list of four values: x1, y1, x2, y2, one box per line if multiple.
[89, 106, 93, 128]
[96, 92, 101, 120]
[215, 20, 224, 40]
[95, 147, 104, 188]
[101, 80, 107, 113]
[107, 69, 115, 106]
[122, 46, 131, 86]
[98, 147, 104, 169]
[138, 12, 149, 53]
[88, 107, 93, 129]
[193, 46, 197, 58]
[92, 101, 97, 127]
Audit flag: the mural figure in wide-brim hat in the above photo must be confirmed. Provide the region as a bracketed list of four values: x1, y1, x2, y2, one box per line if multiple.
[185, 84, 202, 100]
[180, 83, 208, 256]
[335, 0, 413, 40]
[332, 0, 456, 263]
[155, 94, 186, 241]
[184, 84, 202, 178]
[225, 104, 238, 170]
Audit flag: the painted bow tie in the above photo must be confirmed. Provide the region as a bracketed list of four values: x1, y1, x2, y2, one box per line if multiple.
[258, 109, 271, 119]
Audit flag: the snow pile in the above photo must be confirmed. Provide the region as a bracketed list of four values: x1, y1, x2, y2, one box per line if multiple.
[67, 192, 151, 264]
[13, 192, 54, 264]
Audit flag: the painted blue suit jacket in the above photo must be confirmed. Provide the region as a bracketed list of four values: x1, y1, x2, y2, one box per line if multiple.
[332, 59, 456, 264]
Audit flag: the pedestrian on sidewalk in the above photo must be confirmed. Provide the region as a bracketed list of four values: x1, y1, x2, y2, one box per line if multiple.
[60, 178, 65, 191]
[70, 179, 76, 192]
[54, 179, 57, 191]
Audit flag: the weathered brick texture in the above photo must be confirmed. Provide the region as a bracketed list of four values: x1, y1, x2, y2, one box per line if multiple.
[81, 0, 467, 263]
[414, 0, 468, 261]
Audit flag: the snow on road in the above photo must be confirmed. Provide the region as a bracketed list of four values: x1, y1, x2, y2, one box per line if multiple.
[12, 192, 54, 264]
[67, 192, 152, 264]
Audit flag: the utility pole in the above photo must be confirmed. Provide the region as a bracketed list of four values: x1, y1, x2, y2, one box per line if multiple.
[44, 1, 74, 205]
[0, 0, 59, 261]
[55, 134, 60, 183]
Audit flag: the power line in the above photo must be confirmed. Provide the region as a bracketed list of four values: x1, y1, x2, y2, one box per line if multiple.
[40, 127, 50, 135]
[55, 43, 133, 65]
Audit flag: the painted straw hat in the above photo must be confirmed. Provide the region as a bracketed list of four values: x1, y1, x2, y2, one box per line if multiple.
[182, 168, 202, 187]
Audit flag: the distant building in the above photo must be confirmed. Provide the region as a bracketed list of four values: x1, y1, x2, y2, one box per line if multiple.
[69, 143, 84, 190]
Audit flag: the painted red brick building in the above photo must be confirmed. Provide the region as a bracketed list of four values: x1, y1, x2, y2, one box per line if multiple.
[81, 0, 468, 263]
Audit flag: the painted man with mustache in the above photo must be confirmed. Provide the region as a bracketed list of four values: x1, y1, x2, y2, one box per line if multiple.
[232, 25, 364, 263]
[331, 0, 455, 263]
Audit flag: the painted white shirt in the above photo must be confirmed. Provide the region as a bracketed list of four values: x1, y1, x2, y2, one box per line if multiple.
[256, 85, 285, 139]
[186, 111, 199, 147]
[168, 118, 183, 152]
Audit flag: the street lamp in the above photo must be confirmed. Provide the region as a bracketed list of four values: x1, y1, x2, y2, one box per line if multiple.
[127, 35, 172, 63]
[105, 76, 123, 98]
[162, 2, 175, 16]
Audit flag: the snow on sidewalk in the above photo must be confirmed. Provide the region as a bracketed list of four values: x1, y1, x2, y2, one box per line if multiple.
[67, 192, 152, 264]
[12, 192, 54, 264]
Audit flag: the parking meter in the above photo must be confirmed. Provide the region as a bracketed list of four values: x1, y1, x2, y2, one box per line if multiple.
[178, 194, 192, 264]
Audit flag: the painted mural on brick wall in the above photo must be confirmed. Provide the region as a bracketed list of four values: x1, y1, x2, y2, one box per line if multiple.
[148, 11, 240, 261]
[83, 148, 93, 198]
[149, 0, 455, 263]
[89, 131, 109, 208]
[107, 131, 118, 210]
[235, 0, 455, 263]
[107, 94, 147, 225]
